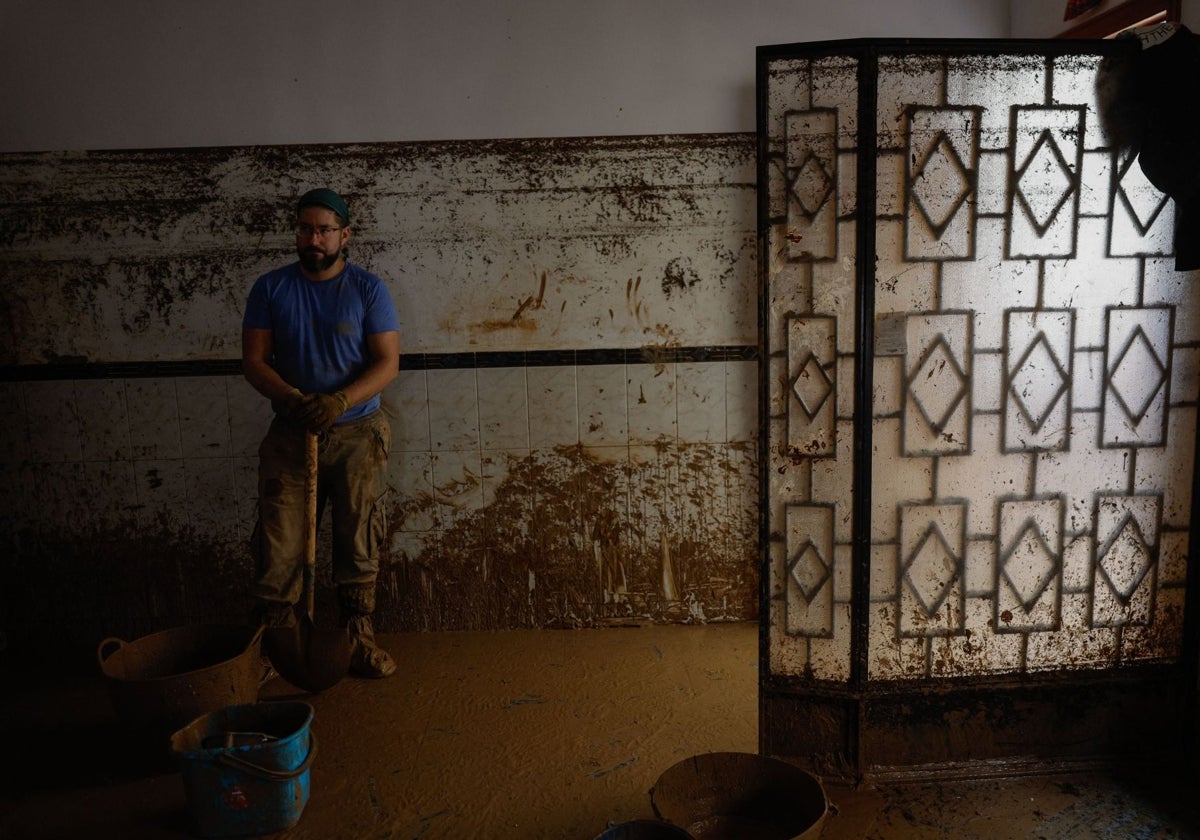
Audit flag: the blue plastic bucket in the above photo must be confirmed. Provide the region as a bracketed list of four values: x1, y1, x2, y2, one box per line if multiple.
[169, 702, 315, 838]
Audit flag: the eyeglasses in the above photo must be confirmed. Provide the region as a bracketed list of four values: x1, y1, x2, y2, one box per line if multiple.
[294, 224, 344, 238]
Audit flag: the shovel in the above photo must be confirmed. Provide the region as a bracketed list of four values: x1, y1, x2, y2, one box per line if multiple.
[263, 431, 353, 692]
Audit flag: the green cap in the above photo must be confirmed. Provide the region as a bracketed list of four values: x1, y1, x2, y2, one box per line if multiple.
[297, 188, 350, 223]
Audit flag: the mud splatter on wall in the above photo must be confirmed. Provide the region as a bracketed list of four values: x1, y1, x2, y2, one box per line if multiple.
[0, 136, 756, 365]
[0, 134, 760, 655]
[380, 442, 758, 632]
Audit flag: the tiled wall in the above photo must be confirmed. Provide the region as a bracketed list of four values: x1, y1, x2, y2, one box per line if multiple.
[382, 354, 760, 630]
[0, 135, 761, 652]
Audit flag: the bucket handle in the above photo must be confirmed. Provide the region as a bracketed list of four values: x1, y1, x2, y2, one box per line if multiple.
[96, 625, 264, 670]
[96, 636, 126, 669]
[217, 732, 317, 782]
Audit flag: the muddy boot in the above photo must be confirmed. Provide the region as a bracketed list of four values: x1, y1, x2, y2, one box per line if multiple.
[339, 585, 396, 679]
[345, 614, 397, 678]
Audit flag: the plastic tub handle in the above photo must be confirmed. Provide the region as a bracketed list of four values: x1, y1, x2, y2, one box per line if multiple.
[96, 637, 126, 669]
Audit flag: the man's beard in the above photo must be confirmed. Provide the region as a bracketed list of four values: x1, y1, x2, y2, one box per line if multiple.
[298, 246, 340, 274]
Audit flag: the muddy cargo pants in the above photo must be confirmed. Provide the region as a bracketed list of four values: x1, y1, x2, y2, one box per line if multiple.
[250, 411, 390, 624]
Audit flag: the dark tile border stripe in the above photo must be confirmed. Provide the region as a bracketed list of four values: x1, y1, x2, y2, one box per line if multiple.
[0, 345, 759, 381]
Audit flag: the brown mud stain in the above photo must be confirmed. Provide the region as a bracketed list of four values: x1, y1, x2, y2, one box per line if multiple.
[380, 443, 759, 632]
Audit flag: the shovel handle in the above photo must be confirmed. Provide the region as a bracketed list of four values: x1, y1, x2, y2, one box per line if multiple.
[304, 432, 318, 619]
[246, 623, 266, 651]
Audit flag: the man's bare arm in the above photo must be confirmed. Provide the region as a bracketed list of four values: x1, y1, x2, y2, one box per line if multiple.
[340, 330, 400, 408]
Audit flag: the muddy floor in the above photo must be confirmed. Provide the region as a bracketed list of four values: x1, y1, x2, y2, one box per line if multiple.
[1, 623, 1197, 839]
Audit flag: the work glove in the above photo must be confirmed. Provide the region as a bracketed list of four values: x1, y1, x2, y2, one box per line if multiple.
[283, 388, 306, 415]
[295, 391, 350, 433]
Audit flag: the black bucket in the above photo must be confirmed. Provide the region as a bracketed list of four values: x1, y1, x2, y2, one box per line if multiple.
[650, 752, 828, 840]
[593, 820, 695, 839]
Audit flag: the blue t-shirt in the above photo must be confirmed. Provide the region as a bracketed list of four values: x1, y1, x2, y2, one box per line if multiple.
[243, 262, 399, 423]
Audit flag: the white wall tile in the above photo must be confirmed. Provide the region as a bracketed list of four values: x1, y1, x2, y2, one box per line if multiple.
[527, 366, 578, 448]
[427, 369, 479, 452]
[677, 362, 725, 443]
[76, 379, 131, 462]
[1, 462, 37, 531]
[134, 458, 189, 530]
[127, 379, 182, 460]
[478, 367, 530, 451]
[628, 362, 677, 445]
[233, 455, 259, 541]
[178, 376, 232, 458]
[185, 457, 237, 535]
[25, 380, 82, 463]
[0, 382, 28, 464]
[228, 376, 272, 459]
[390, 530, 434, 564]
[384, 369, 430, 452]
[481, 450, 534, 548]
[578, 364, 627, 446]
[32, 461, 87, 532]
[480, 449, 532, 507]
[725, 360, 758, 443]
[430, 449, 485, 531]
[389, 451, 437, 532]
[83, 460, 138, 531]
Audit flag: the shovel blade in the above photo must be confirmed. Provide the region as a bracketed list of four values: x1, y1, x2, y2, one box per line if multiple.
[264, 617, 352, 693]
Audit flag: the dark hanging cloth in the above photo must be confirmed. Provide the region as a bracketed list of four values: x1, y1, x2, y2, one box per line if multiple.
[1099, 23, 1200, 271]
[1064, 0, 1102, 21]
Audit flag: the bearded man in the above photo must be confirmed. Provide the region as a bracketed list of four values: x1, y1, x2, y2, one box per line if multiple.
[241, 188, 400, 678]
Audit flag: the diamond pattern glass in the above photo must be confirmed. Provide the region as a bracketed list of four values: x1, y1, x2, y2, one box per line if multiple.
[763, 44, 1197, 685]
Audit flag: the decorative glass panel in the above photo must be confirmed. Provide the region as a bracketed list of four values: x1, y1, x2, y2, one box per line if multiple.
[764, 55, 858, 682]
[763, 43, 1197, 687]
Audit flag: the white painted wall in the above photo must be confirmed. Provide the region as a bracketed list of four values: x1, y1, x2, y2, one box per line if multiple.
[0, 0, 1009, 153]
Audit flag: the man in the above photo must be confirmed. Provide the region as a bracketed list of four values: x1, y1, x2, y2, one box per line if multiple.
[242, 187, 400, 678]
